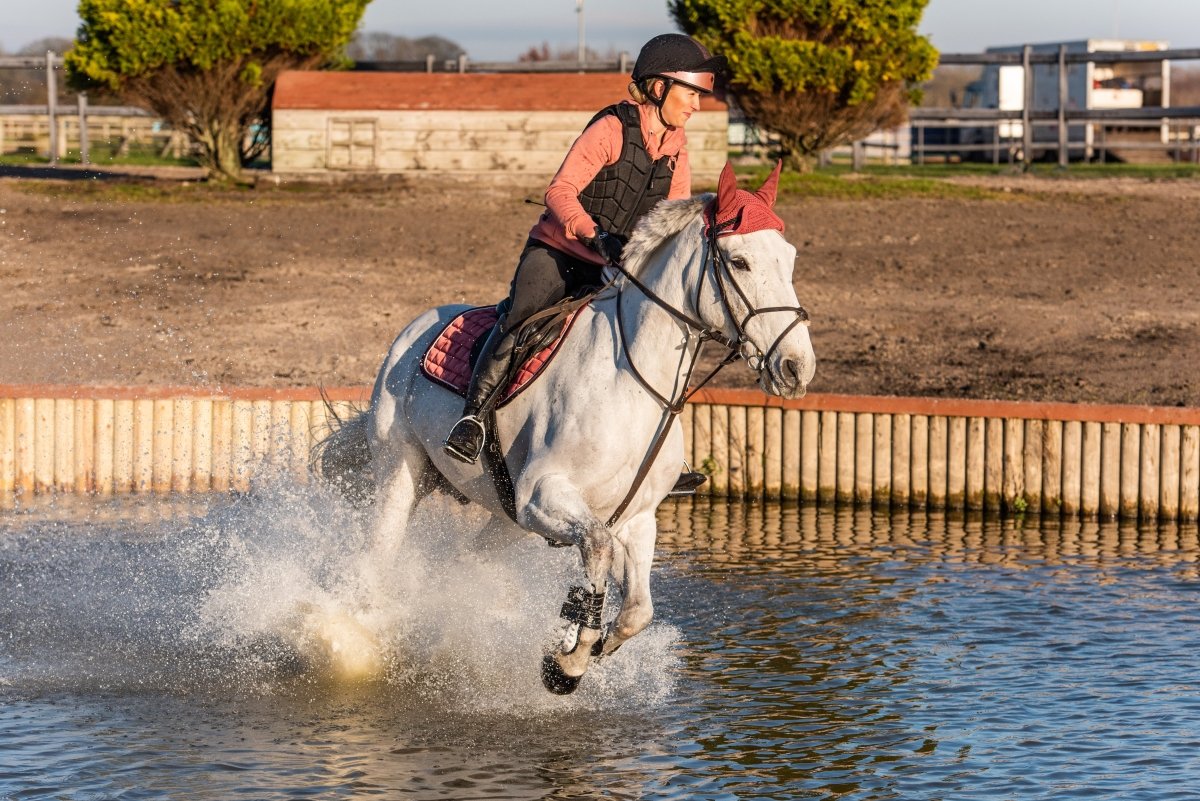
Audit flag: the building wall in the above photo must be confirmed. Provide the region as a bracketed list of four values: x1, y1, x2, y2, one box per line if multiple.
[269, 71, 728, 184]
[271, 108, 729, 182]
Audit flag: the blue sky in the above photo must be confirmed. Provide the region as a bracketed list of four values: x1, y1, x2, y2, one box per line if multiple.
[2, 0, 1197, 59]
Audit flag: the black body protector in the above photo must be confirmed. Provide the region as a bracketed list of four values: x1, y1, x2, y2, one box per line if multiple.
[577, 103, 675, 243]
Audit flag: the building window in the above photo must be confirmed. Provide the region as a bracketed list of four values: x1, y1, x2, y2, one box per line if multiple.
[328, 118, 377, 170]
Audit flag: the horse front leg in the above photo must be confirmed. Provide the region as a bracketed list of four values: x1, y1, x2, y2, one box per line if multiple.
[517, 473, 614, 694]
[598, 512, 657, 657]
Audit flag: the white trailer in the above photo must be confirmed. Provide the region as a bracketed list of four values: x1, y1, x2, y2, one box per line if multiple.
[959, 39, 1170, 161]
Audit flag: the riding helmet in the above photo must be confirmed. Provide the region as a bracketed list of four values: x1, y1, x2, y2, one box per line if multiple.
[631, 33, 725, 95]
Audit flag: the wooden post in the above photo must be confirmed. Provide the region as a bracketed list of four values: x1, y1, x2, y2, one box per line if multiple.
[73, 399, 94, 493]
[15, 398, 35, 495]
[34, 398, 55, 494]
[172, 398, 194, 493]
[727, 405, 747, 498]
[1021, 44, 1033, 170]
[692, 404, 712, 495]
[1041, 420, 1063, 515]
[252, 400, 273, 479]
[1139, 423, 1160, 521]
[1181, 426, 1199, 522]
[1081, 421, 1101, 517]
[290, 400, 312, 480]
[817, 410, 837, 504]
[965, 417, 985, 510]
[910, 415, 929, 508]
[232, 400, 255, 493]
[1099, 422, 1121, 518]
[1160, 425, 1181, 521]
[113, 399, 134, 493]
[94, 398, 114, 495]
[1057, 44, 1068, 168]
[928, 416, 948, 509]
[152, 399, 174, 493]
[800, 410, 819, 503]
[947, 416, 967, 509]
[780, 408, 800, 499]
[746, 405, 765, 498]
[710, 404, 730, 497]
[836, 412, 855, 505]
[54, 398, 74, 492]
[891, 413, 911, 507]
[1119, 423, 1141, 519]
[133, 399, 154, 493]
[0, 398, 14, 495]
[854, 412, 873, 505]
[984, 417, 1004, 511]
[1023, 419, 1044, 512]
[763, 406, 782, 500]
[193, 399, 213, 491]
[1003, 417, 1025, 512]
[211, 400, 233, 492]
[1061, 421, 1082, 516]
[46, 50, 59, 165]
[873, 412, 891, 508]
[77, 92, 89, 165]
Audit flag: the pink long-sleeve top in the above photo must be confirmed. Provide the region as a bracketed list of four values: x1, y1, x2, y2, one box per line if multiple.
[528, 100, 693, 266]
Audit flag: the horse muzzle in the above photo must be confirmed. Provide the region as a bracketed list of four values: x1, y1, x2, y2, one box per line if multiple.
[760, 351, 815, 400]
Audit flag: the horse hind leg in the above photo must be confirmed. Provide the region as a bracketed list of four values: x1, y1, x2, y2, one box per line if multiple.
[369, 438, 434, 556]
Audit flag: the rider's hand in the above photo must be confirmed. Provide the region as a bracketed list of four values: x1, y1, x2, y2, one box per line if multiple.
[584, 228, 624, 266]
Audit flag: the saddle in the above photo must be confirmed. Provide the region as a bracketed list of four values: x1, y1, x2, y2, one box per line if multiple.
[420, 299, 588, 405]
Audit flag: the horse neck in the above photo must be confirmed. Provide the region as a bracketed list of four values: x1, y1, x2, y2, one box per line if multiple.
[611, 220, 708, 399]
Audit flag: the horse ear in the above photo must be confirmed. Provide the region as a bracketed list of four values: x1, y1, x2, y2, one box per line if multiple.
[717, 160, 738, 213]
[754, 160, 783, 208]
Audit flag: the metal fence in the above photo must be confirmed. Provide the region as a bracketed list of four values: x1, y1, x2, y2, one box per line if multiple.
[910, 47, 1200, 167]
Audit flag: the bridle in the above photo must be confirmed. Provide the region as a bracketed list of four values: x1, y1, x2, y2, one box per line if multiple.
[611, 202, 810, 411]
[603, 202, 809, 526]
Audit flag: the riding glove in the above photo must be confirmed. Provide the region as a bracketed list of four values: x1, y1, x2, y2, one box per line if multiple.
[585, 229, 624, 266]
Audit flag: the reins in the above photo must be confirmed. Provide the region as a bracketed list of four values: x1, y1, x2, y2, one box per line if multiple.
[603, 206, 809, 528]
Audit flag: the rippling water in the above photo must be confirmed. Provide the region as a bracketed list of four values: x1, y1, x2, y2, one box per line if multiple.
[2, 486, 1199, 800]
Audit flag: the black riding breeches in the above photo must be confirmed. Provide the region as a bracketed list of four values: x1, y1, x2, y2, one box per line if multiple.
[496, 239, 603, 333]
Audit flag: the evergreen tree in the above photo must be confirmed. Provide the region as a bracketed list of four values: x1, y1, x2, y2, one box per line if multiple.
[670, 0, 938, 168]
[66, 0, 370, 181]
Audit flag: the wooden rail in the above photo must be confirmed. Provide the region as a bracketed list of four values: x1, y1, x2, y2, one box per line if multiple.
[1, 386, 1197, 521]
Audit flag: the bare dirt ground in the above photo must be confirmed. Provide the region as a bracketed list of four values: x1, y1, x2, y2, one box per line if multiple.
[1, 165, 1198, 407]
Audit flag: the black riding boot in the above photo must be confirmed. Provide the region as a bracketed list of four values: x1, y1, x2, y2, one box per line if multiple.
[443, 316, 516, 464]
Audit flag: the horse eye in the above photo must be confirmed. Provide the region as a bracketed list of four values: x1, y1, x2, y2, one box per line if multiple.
[730, 256, 750, 271]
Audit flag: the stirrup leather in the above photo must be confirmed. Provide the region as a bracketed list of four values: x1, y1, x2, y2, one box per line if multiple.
[443, 414, 487, 464]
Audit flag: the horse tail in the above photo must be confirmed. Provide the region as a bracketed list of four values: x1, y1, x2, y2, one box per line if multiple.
[310, 396, 375, 506]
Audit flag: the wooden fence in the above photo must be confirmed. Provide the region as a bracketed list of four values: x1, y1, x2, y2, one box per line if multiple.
[1, 385, 1198, 521]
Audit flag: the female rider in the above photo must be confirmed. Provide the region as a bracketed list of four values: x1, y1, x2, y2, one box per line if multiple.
[443, 33, 725, 464]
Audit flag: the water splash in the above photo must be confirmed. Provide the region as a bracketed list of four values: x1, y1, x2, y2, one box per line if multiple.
[0, 479, 680, 713]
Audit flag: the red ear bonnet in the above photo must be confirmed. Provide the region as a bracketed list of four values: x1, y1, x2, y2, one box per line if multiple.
[706, 160, 785, 238]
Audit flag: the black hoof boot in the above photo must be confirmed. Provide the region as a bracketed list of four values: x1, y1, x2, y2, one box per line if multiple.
[443, 415, 485, 464]
[541, 654, 581, 695]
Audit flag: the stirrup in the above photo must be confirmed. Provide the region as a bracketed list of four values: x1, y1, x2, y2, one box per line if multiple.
[443, 414, 486, 464]
[669, 470, 708, 497]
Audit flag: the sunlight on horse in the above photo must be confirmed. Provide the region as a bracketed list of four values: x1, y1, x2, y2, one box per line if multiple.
[314, 162, 814, 693]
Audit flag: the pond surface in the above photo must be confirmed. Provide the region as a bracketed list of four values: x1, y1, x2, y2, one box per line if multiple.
[2, 486, 1200, 800]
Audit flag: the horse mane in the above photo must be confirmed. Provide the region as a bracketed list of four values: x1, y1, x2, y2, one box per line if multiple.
[621, 194, 712, 275]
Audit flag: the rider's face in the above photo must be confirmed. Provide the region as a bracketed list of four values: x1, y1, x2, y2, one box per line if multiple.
[656, 82, 702, 129]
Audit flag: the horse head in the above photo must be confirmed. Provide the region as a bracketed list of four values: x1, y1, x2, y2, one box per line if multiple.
[704, 161, 816, 399]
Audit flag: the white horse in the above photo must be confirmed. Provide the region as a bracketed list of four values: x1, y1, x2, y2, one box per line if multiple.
[317, 162, 815, 693]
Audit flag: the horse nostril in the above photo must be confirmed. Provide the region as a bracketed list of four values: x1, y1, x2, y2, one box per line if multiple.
[783, 358, 801, 385]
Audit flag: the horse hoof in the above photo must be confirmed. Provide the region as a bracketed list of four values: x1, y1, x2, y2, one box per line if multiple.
[541, 654, 581, 695]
